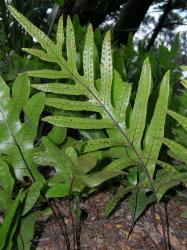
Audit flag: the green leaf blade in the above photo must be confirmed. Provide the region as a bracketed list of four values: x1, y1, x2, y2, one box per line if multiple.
[23, 48, 57, 62]
[78, 171, 123, 188]
[83, 24, 95, 89]
[8, 6, 54, 53]
[129, 58, 152, 149]
[167, 110, 187, 131]
[100, 31, 113, 108]
[66, 17, 77, 74]
[32, 83, 89, 96]
[46, 98, 102, 112]
[43, 116, 114, 129]
[76, 138, 126, 153]
[144, 71, 170, 176]
[56, 16, 64, 53]
[27, 69, 70, 79]
[163, 138, 187, 164]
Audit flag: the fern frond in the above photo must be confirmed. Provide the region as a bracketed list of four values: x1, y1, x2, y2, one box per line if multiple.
[8, 7, 171, 227]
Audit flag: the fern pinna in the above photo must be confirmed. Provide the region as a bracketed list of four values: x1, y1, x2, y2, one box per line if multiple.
[8, 6, 187, 236]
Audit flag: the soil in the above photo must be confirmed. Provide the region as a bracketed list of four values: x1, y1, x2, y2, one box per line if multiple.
[31, 191, 187, 250]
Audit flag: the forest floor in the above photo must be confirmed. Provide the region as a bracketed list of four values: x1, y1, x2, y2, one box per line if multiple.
[32, 190, 187, 250]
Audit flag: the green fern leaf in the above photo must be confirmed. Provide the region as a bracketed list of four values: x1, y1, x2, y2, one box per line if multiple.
[128, 58, 152, 149]
[40, 137, 73, 181]
[103, 158, 136, 171]
[100, 31, 113, 109]
[105, 186, 128, 217]
[75, 138, 126, 153]
[0, 74, 46, 218]
[9, 6, 163, 179]
[32, 83, 90, 96]
[46, 183, 70, 198]
[167, 110, 187, 131]
[163, 138, 187, 164]
[9, 6, 173, 222]
[0, 193, 24, 250]
[22, 182, 44, 215]
[17, 212, 40, 250]
[47, 126, 67, 145]
[163, 75, 187, 167]
[45, 98, 102, 112]
[76, 154, 97, 174]
[0, 74, 45, 181]
[43, 116, 114, 129]
[143, 71, 170, 176]
[129, 188, 151, 223]
[66, 17, 78, 74]
[181, 79, 187, 88]
[8, 5, 54, 54]
[22, 48, 57, 62]
[56, 16, 64, 54]
[83, 24, 95, 89]
[112, 71, 132, 128]
[27, 69, 70, 79]
[0, 159, 14, 211]
[148, 162, 187, 200]
[78, 170, 124, 188]
[34, 138, 124, 194]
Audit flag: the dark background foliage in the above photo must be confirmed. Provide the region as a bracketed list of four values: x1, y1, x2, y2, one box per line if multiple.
[1, 0, 187, 52]
[1, 0, 186, 86]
